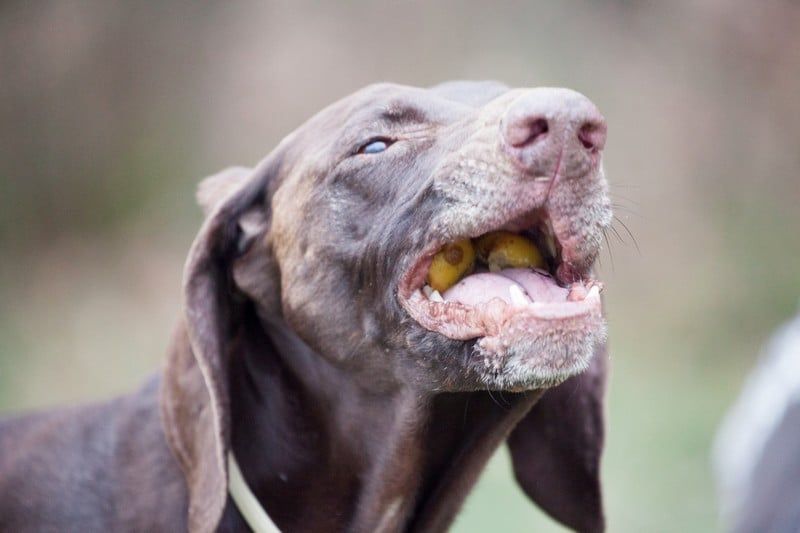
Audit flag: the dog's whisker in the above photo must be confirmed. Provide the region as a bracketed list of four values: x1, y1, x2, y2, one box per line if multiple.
[613, 215, 641, 253]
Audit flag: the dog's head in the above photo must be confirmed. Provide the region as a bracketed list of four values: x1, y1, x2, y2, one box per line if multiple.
[199, 81, 609, 390]
[164, 81, 610, 532]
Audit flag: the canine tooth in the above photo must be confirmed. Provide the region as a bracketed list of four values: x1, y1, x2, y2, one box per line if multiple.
[422, 285, 434, 298]
[509, 284, 529, 307]
[595, 282, 605, 293]
[544, 233, 557, 259]
[587, 285, 600, 299]
[430, 290, 444, 302]
[568, 284, 588, 301]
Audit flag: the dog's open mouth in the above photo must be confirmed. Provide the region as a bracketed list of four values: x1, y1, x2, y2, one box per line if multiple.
[398, 208, 603, 342]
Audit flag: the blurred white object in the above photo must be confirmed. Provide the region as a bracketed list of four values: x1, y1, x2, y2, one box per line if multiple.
[713, 310, 800, 532]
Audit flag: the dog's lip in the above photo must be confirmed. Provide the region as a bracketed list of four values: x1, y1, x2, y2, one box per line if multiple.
[397, 222, 602, 341]
[401, 278, 602, 340]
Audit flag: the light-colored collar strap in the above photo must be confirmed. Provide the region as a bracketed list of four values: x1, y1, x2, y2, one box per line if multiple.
[227, 452, 282, 533]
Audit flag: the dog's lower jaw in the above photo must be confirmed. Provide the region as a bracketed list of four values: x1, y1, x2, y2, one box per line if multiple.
[471, 316, 606, 391]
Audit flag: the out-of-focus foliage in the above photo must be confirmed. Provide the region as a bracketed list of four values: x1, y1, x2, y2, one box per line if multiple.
[1, 1, 798, 531]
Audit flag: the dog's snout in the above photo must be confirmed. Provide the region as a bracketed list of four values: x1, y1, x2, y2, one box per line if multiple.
[501, 88, 606, 176]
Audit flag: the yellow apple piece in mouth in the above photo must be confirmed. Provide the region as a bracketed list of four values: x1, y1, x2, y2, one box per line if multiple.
[426, 239, 476, 292]
[475, 231, 545, 272]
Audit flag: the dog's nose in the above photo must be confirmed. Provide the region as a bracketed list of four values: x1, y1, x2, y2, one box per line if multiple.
[501, 88, 606, 176]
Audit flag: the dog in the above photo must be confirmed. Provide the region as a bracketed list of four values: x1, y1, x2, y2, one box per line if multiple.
[714, 310, 800, 532]
[0, 80, 611, 532]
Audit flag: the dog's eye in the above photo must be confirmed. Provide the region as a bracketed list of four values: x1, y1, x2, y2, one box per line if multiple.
[358, 138, 394, 155]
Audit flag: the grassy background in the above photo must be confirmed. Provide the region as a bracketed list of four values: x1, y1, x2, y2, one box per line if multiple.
[1, 2, 799, 531]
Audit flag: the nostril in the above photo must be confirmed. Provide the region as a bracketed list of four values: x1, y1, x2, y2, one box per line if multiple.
[507, 117, 549, 148]
[526, 118, 549, 144]
[577, 122, 606, 151]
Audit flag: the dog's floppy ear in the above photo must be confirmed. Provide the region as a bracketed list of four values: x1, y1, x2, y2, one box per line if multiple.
[196, 166, 252, 217]
[161, 155, 280, 533]
[507, 342, 608, 533]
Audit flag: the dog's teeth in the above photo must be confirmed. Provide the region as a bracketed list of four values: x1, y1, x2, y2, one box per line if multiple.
[508, 284, 530, 307]
[430, 290, 444, 302]
[587, 285, 600, 299]
[545, 217, 555, 236]
[422, 285, 434, 298]
[544, 233, 557, 259]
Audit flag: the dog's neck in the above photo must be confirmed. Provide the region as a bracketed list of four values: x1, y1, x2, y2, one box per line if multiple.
[224, 309, 540, 532]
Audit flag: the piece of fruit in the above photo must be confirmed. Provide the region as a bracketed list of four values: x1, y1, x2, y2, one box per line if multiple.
[427, 239, 476, 292]
[474, 231, 545, 271]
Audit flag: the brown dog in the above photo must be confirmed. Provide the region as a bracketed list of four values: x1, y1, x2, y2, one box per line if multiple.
[0, 81, 610, 532]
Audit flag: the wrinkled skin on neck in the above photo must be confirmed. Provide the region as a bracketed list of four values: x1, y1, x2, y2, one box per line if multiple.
[222, 308, 545, 532]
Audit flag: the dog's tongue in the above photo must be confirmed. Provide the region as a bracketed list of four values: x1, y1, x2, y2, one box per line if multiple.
[442, 268, 570, 306]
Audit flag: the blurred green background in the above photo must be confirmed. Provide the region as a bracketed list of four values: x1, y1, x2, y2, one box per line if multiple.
[1, 1, 798, 531]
